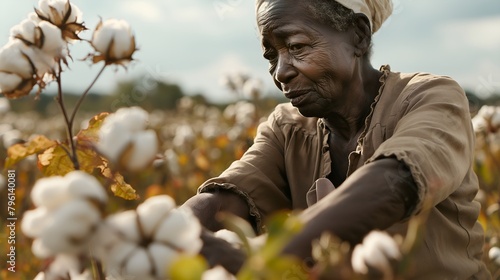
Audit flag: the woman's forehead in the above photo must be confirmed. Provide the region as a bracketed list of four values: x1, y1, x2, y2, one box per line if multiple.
[256, 0, 312, 32]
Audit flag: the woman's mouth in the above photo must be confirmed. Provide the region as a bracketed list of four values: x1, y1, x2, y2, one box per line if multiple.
[286, 90, 310, 106]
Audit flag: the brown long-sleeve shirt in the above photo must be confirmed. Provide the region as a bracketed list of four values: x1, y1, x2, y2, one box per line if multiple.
[199, 66, 490, 279]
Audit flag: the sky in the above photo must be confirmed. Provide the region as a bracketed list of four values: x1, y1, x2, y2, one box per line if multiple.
[1, 0, 499, 103]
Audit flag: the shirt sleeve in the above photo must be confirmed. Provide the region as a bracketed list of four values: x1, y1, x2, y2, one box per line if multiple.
[198, 107, 292, 232]
[367, 74, 475, 214]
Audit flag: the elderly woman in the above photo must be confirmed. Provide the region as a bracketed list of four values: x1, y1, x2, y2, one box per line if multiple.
[183, 0, 490, 278]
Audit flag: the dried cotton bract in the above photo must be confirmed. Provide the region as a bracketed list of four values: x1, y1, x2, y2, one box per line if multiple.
[35, 0, 86, 41]
[351, 231, 402, 280]
[10, 18, 66, 58]
[21, 171, 108, 258]
[92, 195, 203, 280]
[91, 19, 136, 66]
[98, 106, 159, 171]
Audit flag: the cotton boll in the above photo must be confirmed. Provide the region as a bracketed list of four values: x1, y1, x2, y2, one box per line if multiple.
[103, 241, 138, 271]
[472, 115, 488, 133]
[65, 171, 108, 204]
[37, 0, 70, 26]
[30, 175, 69, 209]
[33, 272, 45, 280]
[123, 248, 154, 278]
[105, 210, 141, 243]
[66, 3, 83, 23]
[1, 129, 22, 147]
[214, 230, 244, 249]
[21, 207, 49, 238]
[136, 195, 176, 237]
[44, 254, 88, 280]
[489, 247, 500, 265]
[242, 78, 263, 100]
[351, 231, 401, 279]
[235, 101, 256, 128]
[148, 243, 179, 279]
[91, 19, 136, 63]
[40, 199, 101, 254]
[154, 208, 202, 254]
[90, 223, 123, 261]
[32, 238, 53, 258]
[114, 106, 149, 132]
[477, 105, 496, 119]
[0, 97, 10, 113]
[491, 108, 500, 129]
[125, 130, 158, 171]
[91, 23, 114, 54]
[202, 266, 236, 280]
[10, 19, 38, 44]
[10, 19, 66, 57]
[0, 40, 34, 79]
[27, 12, 42, 23]
[0, 72, 23, 93]
[98, 121, 132, 163]
[38, 21, 66, 57]
[173, 124, 195, 148]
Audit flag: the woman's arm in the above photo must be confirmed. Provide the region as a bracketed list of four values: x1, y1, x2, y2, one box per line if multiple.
[181, 190, 252, 232]
[282, 157, 418, 262]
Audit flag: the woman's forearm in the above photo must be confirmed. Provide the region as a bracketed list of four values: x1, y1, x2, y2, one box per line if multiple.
[282, 158, 418, 262]
[181, 190, 252, 232]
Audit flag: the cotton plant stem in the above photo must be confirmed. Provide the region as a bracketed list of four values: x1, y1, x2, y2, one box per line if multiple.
[90, 255, 105, 280]
[55, 60, 80, 170]
[55, 61, 107, 171]
[69, 64, 107, 125]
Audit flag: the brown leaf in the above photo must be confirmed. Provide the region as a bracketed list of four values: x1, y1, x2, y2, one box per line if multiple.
[38, 143, 102, 176]
[77, 112, 109, 143]
[99, 163, 138, 200]
[5, 135, 56, 168]
[38, 145, 75, 176]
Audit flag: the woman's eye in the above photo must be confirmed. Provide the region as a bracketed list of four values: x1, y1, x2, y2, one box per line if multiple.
[289, 43, 305, 53]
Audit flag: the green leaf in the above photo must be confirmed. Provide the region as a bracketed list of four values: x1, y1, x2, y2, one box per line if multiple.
[169, 255, 207, 280]
[237, 212, 305, 280]
[5, 135, 56, 169]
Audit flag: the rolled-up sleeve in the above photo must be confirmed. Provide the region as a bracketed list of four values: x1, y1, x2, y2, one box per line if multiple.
[198, 108, 292, 230]
[367, 75, 474, 213]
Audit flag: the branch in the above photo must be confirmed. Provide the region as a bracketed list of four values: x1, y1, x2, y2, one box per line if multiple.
[69, 64, 107, 125]
[55, 59, 80, 170]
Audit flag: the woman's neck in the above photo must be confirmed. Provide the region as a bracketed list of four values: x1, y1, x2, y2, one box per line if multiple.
[323, 62, 382, 141]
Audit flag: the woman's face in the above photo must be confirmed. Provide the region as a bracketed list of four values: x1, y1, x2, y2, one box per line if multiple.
[257, 0, 359, 118]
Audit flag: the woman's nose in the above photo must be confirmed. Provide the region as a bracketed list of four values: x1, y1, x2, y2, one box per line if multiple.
[274, 54, 298, 85]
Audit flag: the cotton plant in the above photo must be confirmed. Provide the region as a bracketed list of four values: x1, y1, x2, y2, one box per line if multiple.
[0, 0, 179, 278]
[97, 106, 159, 172]
[1, 0, 145, 178]
[472, 105, 500, 134]
[351, 231, 402, 280]
[92, 195, 203, 279]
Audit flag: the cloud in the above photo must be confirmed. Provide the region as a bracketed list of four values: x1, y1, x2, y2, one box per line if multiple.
[119, 1, 163, 23]
[438, 16, 500, 51]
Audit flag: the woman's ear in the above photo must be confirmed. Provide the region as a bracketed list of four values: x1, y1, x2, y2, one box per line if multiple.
[353, 14, 372, 57]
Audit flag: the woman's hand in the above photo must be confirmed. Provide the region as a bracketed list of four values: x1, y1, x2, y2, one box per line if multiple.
[200, 229, 247, 275]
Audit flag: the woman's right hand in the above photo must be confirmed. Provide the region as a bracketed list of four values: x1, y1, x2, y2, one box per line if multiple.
[199, 229, 247, 275]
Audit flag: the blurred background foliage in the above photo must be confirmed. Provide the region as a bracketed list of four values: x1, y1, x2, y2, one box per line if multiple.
[0, 75, 499, 278]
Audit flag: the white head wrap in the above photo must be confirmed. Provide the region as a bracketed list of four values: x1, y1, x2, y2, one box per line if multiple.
[335, 0, 393, 33]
